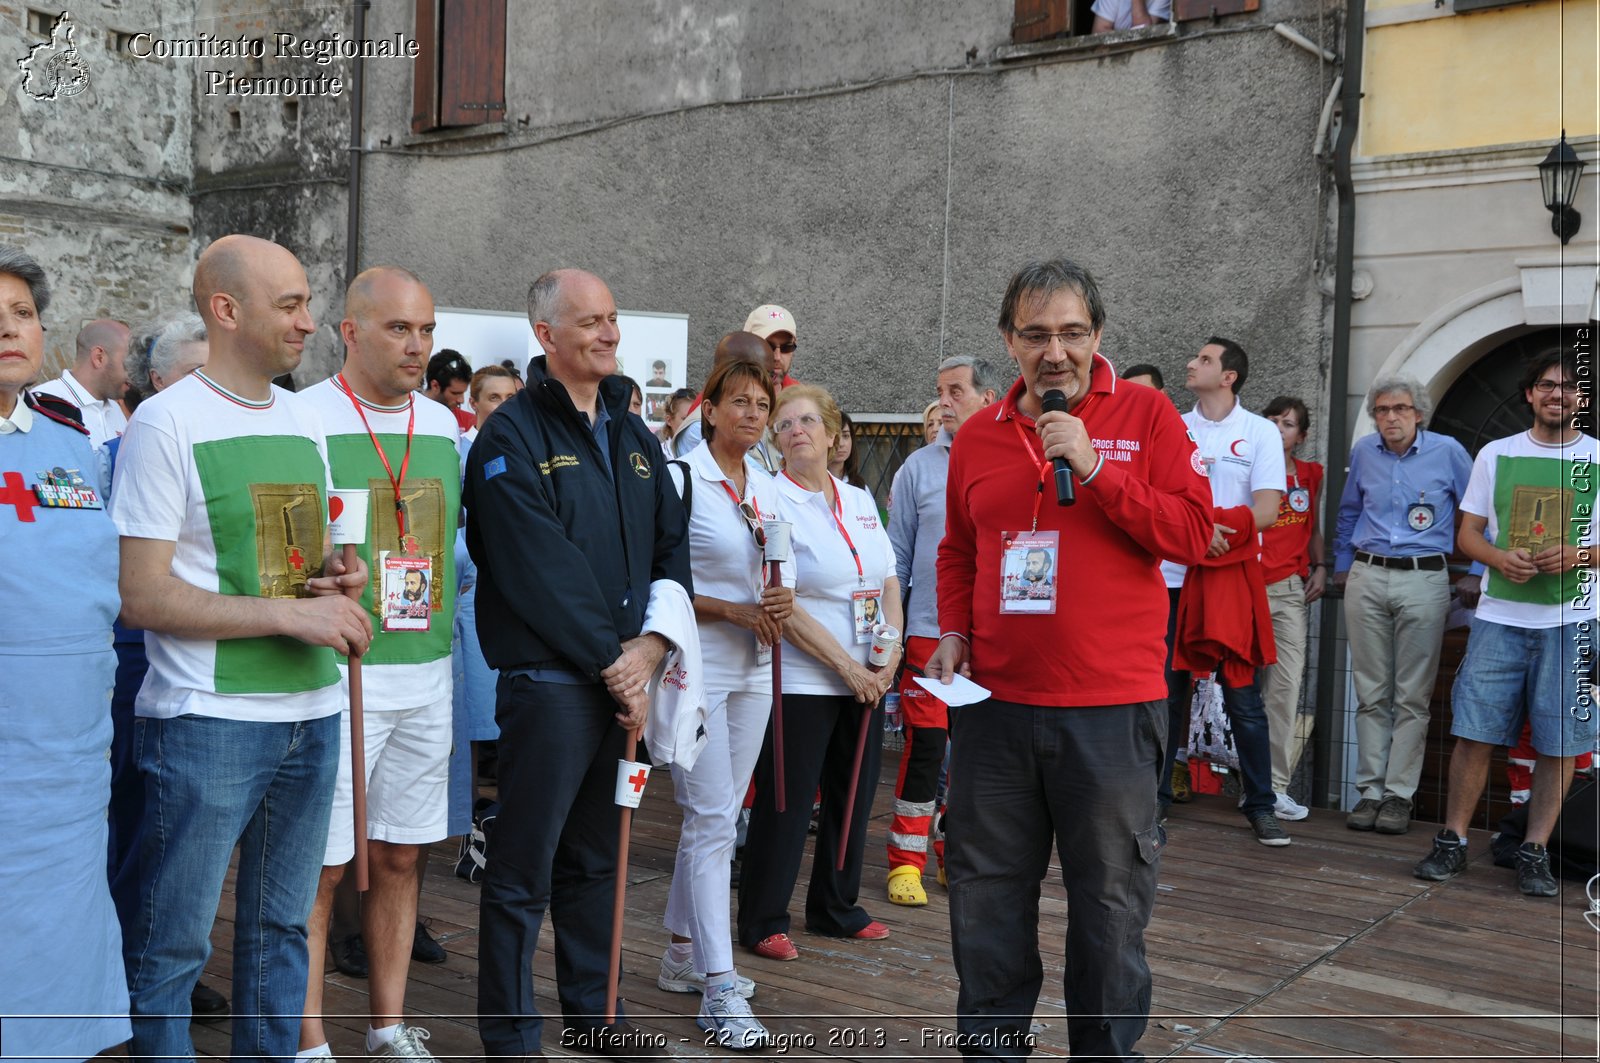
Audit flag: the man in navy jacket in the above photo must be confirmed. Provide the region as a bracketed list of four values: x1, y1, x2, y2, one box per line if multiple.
[466, 268, 691, 1060]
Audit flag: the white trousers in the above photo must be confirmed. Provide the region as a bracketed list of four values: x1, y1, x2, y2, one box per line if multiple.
[664, 688, 771, 975]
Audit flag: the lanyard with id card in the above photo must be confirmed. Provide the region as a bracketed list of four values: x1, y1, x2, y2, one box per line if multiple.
[1000, 416, 1075, 615]
[339, 375, 433, 633]
[788, 470, 880, 642]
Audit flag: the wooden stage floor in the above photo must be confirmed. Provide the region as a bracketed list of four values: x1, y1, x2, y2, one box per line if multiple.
[180, 758, 1599, 1061]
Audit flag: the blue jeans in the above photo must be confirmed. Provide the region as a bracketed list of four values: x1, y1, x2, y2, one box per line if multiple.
[123, 713, 338, 1061]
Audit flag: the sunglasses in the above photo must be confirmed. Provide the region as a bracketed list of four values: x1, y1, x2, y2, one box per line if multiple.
[738, 501, 766, 550]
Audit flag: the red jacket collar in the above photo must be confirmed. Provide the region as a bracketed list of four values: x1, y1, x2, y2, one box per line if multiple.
[996, 353, 1117, 424]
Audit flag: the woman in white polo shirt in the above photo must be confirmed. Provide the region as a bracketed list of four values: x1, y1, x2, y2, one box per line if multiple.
[737, 384, 903, 962]
[659, 358, 793, 1051]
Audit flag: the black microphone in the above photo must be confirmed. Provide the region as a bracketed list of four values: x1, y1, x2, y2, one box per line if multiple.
[1041, 389, 1076, 507]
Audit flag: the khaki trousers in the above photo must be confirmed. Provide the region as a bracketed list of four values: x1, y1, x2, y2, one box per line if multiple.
[1263, 573, 1316, 794]
[1343, 559, 1451, 802]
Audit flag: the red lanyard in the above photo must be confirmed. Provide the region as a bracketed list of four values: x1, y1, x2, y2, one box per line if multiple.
[338, 374, 415, 542]
[1011, 393, 1102, 532]
[786, 470, 862, 581]
[1010, 419, 1051, 533]
[718, 478, 763, 524]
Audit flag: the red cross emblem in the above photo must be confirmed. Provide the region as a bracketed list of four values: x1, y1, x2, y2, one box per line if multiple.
[1532, 521, 1547, 537]
[286, 546, 306, 571]
[400, 533, 421, 555]
[1, 471, 39, 522]
[628, 768, 648, 794]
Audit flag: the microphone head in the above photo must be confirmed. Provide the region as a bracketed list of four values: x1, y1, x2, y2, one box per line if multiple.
[1041, 388, 1069, 414]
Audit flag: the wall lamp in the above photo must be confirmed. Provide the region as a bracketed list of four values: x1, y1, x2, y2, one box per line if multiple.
[1539, 131, 1585, 245]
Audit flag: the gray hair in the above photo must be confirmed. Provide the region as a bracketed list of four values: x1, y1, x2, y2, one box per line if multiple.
[129, 313, 206, 390]
[0, 246, 50, 316]
[937, 354, 999, 395]
[526, 271, 564, 327]
[1367, 374, 1432, 424]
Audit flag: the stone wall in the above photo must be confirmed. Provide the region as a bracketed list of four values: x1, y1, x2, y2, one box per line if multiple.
[356, 0, 1339, 434]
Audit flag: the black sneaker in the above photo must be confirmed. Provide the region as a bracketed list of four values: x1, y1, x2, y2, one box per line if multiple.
[189, 982, 229, 1024]
[1413, 829, 1467, 881]
[329, 931, 369, 978]
[1516, 842, 1559, 897]
[413, 920, 447, 963]
[1249, 813, 1291, 847]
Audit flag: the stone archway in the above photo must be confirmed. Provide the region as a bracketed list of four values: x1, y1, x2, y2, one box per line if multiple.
[1352, 255, 1599, 441]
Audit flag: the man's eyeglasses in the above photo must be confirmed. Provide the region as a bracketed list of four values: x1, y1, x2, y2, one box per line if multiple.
[1011, 328, 1094, 353]
[1372, 403, 1416, 418]
[774, 413, 823, 434]
[1532, 379, 1580, 395]
[767, 340, 798, 355]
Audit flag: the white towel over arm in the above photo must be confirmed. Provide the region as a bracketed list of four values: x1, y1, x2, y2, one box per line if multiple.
[642, 578, 708, 771]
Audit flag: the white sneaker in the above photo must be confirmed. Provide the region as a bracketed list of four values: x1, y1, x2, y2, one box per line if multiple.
[1274, 792, 1309, 821]
[658, 950, 756, 998]
[697, 983, 771, 1051]
[369, 1023, 435, 1061]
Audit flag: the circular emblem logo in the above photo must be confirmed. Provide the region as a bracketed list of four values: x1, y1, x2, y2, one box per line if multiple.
[1191, 450, 1208, 477]
[1288, 488, 1310, 513]
[629, 452, 652, 479]
[46, 51, 90, 97]
[1407, 503, 1434, 531]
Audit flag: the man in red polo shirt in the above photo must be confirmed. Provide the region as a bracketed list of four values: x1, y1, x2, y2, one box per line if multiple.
[928, 258, 1211, 1062]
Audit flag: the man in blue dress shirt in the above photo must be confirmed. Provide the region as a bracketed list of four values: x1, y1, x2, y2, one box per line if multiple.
[1333, 375, 1472, 835]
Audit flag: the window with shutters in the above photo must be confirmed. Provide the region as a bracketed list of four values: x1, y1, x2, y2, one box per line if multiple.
[1010, 0, 1258, 41]
[412, 0, 507, 134]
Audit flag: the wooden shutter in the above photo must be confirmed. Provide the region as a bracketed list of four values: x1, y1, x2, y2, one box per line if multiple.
[1012, 0, 1072, 42]
[411, 0, 440, 133]
[440, 0, 506, 127]
[1172, 0, 1259, 20]
[412, 0, 506, 133]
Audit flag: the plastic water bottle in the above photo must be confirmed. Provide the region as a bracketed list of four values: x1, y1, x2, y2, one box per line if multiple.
[883, 692, 903, 733]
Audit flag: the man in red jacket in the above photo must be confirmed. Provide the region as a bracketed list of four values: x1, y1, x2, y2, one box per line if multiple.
[927, 258, 1211, 1062]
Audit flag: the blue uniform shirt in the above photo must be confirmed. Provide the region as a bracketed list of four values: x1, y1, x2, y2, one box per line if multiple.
[1334, 428, 1473, 571]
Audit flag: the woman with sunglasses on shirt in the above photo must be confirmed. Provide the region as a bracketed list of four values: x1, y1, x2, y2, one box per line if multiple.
[658, 357, 793, 1051]
[738, 384, 903, 963]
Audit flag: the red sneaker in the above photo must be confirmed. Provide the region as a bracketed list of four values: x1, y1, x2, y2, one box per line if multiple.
[850, 921, 890, 940]
[751, 933, 799, 961]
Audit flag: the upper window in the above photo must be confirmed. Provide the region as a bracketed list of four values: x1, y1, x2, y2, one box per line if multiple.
[1011, 0, 1258, 41]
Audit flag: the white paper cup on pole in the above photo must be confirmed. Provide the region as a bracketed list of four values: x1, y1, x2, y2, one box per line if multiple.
[615, 759, 651, 808]
[329, 488, 370, 546]
[868, 625, 900, 669]
[763, 519, 794, 563]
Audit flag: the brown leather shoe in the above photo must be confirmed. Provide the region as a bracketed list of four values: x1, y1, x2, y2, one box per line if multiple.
[1374, 796, 1412, 835]
[1346, 797, 1381, 831]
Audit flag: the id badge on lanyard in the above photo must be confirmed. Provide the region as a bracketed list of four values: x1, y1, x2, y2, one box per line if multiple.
[339, 374, 431, 632]
[380, 550, 433, 632]
[1000, 530, 1060, 614]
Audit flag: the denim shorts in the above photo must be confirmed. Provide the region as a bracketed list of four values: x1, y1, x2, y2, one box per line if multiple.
[1451, 618, 1600, 757]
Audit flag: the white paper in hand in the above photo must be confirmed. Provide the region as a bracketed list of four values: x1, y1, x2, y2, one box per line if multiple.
[913, 673, 991, 707]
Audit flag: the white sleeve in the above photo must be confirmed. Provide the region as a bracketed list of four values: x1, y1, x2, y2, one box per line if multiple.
[1249, 418, 1287, 496]
[1459, 445, 1494, 520]
[109, 411, 187, 541]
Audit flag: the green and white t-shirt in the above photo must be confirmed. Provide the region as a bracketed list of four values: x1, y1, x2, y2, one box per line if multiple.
[110, 371, 342, 721]
[1463, 430, 1600, 629]
[298, 377, 461, 709]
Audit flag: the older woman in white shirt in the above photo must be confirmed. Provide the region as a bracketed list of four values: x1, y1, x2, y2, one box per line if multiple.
[737, 384, 903, 963]
[659, 358, 793, 1051]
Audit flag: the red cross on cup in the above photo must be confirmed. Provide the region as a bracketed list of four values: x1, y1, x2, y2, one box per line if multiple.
[614, 760, 651, 808]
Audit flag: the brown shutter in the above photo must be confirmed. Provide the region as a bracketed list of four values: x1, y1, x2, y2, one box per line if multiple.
[1172, 0, 1260, 20]
[439, 0, 507, 127]
[1012, 0, 1072, 42]
[411, 0, 440, 133]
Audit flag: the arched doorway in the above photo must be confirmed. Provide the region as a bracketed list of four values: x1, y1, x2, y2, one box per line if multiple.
[1432, 325, 1594, 456]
